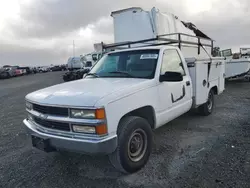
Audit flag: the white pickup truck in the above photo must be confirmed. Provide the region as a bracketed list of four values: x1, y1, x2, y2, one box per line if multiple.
[23, 34, 225, 173]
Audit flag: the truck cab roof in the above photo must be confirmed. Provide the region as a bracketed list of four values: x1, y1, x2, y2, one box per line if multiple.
[106, 45, 177, 54]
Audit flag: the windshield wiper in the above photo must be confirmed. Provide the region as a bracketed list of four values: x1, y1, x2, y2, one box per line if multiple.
[85, 73, 99, 77]
[108, 71, 135, 78]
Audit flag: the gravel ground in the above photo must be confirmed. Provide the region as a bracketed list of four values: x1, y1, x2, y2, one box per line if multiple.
[0, 72, 249, 188]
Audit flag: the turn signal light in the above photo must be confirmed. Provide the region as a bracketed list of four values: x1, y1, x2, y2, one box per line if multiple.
[95, 108, 106, 119]
[96, 124, 107, 135]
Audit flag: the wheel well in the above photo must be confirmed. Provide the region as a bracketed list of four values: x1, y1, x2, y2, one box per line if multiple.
[211, 86, 218, 95]
[121, 106, 156, 129]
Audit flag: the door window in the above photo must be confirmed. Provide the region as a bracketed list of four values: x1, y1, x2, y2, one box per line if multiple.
[161, 49, 185, 75]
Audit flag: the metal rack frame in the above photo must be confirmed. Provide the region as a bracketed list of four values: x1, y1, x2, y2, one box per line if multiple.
[98, 33, 214, 55]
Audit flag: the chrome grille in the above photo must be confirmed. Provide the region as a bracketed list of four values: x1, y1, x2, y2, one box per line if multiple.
[33, 117, 70, 131]
[32, 103, 68, 117]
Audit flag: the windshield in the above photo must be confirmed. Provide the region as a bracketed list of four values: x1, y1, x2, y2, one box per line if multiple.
[88, 49, 159, 79]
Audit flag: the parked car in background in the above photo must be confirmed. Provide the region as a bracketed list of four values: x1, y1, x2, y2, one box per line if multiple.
[38, 66, 50, 73]
[32, 67, 38, 74]
[63, 68, 89, 82]
[0, 68, 10, 79]
[15, 66, 27, 76]
[61, 64, 67, 71]
[51, 65, 62, 72]
[0, 66, 18, 78]
[19, 67, 32, 74]
[15, 69, 23, 76]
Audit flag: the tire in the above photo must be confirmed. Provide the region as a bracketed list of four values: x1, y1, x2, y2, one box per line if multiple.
[198, 89, 214, 116]
[4, 72, 10, 79]
[109, 116, 153, 174]
[63, 76, 69, 82]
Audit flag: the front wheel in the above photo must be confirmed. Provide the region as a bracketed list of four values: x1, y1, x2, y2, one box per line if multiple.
[5, 72, 10, 78]
[109, 116, 153, 174]
[198, 89, 214, 116]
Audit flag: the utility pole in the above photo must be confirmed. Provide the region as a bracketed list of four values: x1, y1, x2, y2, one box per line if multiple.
[73, 40, 75, 57]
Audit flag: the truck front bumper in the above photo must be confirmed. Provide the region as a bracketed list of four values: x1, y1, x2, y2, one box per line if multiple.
[23, 119, 117, 155]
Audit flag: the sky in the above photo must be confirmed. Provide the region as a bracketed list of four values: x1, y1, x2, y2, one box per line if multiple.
[0, 0, 250, 66]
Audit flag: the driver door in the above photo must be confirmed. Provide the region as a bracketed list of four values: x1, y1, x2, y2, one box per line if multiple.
[158, 49, 192, 119]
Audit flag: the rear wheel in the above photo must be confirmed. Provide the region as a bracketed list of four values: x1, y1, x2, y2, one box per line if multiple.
[109, 116, 153, 173]
[198, 89, 214, 116]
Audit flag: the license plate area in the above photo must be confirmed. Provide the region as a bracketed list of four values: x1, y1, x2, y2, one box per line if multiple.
[31, 135, 55, 152]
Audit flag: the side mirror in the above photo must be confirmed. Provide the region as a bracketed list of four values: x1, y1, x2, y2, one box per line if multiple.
[82, 69, 91, 78]
[159, 71, 183, 82]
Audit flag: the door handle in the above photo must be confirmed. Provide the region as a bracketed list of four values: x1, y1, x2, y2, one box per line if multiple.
[186, 81, 191, 86]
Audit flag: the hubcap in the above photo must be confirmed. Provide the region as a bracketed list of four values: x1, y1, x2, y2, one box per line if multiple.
[128, 129, 147, 162]
[207, 92, 213, 111]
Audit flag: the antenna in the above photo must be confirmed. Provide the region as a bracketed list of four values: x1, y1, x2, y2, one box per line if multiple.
[73, 40, 75, 57]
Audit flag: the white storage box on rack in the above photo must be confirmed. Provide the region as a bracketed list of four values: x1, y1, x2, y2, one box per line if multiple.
[111, 7, 213, 59]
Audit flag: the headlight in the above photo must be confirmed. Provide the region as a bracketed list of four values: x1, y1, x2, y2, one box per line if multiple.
[70, 108, 105, 119]
[71, 109, 95, 119]
[26, 101, 33, 110]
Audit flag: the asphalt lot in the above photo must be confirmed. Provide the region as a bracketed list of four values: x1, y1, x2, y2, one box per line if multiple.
[0, 72, 249, 188]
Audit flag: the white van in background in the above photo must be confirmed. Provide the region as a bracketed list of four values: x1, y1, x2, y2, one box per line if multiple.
[81, 52, 102, 71]
[67, 57, 84, 71]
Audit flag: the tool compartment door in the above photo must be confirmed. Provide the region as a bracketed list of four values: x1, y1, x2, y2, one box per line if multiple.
[195, 62, 209, 106]
[211, 60, 225, 94]
[195, 60, 225, 106]
[219, 61, 225, 93]
[208, 60, 225, 95]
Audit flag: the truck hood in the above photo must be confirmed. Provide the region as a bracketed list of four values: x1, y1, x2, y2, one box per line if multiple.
[26, 78, 150, 107]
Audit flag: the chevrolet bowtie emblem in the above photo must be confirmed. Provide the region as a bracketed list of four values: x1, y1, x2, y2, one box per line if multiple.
[39, 114, 48, 119]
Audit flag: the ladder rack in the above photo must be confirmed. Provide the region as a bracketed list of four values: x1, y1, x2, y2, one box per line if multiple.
[95, 33, 214, 55]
